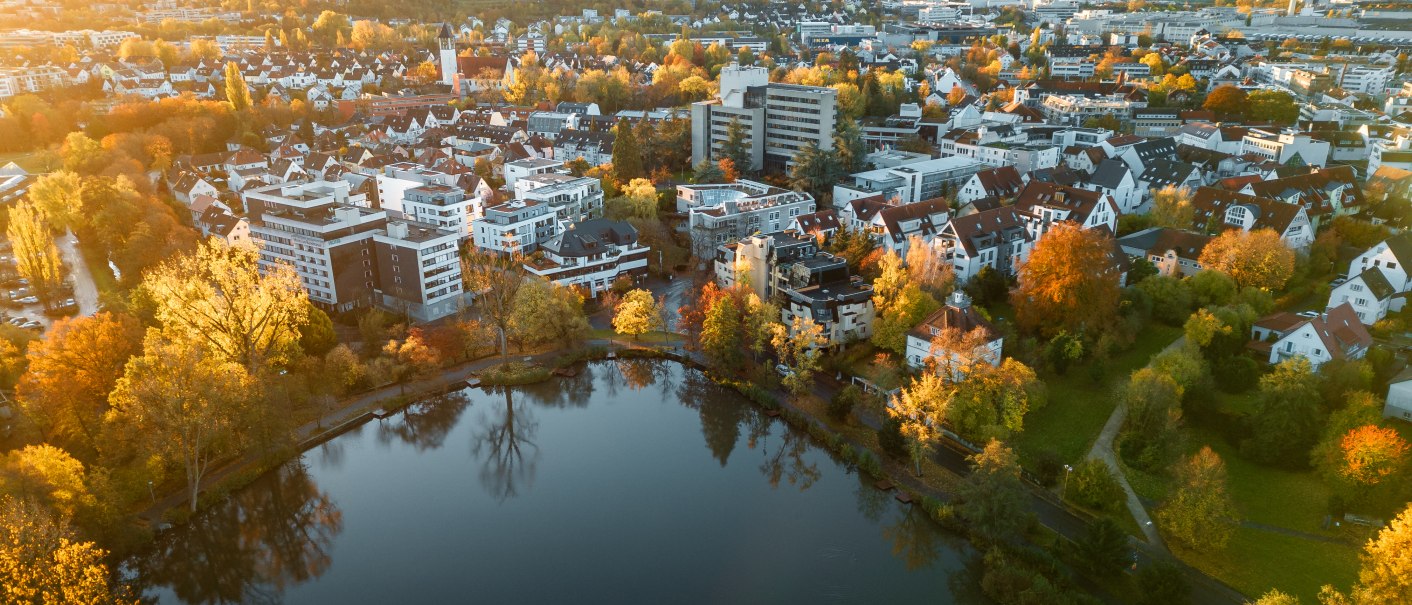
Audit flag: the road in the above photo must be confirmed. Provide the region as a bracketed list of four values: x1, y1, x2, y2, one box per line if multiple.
[56, 231, 100, 316]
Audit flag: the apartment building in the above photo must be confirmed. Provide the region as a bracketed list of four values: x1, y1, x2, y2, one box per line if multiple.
[678, 180, 817, 258]
[1240, 129, 1330, 168]
[504, 157, 563, 191]
[716, 231, 875, 346]
[402, 184, 475, 240]
[690, 64, 838, 171]
[471, 199, 558, 254]
[246, 180, 465, 320]
[513, 173, 604, 222]
[832, 156, 985, 207]
[0, 66, 66, 99]
[523, 218, 650, 296]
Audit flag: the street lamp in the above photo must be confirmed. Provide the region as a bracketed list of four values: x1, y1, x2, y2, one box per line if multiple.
[147, 480, 156, 504]
[1061, 464, 1073, 500]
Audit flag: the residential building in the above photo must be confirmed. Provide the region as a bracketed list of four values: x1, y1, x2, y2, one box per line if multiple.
[1117, 227, 1210, 277]
[372, 219, 465, 322]
[1239, 129, 1330, 168]
[513, 172, 604, 222]
[678, 180, 817, 258]
[504, 157, 563, 191]
[1383, 368, 1412, 421]
[402, 184, 475, 239]
[905, 290, 1003, 372]
[1191, 187, 1314, 251]
[1326, 268, 1396, 325]
[717, 231, 874, 346]
[1248, 303, 1371, 369]
[690, 64, 839, 171]
[471, 199, 558, 254]
[523, 218, 649, 296]
[833, 156, 985, 207]
[935, 206, 1034, 283]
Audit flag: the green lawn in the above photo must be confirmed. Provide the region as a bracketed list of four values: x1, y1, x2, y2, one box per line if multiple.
[1014, 324, 1182, 465]
[1178, 527, 1359, 602]
[1188, 426, 1336, 535]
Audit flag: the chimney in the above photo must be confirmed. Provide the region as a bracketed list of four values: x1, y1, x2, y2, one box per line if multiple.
[950, 290, 972, 309]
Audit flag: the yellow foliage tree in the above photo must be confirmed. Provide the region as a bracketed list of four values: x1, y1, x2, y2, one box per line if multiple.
[6, 200, 64, 309]
[1197, 228, 1295, 291]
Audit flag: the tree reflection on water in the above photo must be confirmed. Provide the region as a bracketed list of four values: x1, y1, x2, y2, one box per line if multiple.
[376, 392, 471, 451]
[135, 461, 343, 604]
[470, 388, 539, 503]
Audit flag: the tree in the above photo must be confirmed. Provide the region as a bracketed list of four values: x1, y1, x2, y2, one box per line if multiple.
[719, 117, 752, 172]
[905, 236, 954, 298]
[1312, 392, 1383, 482]
[872, 283, 940, 356]
[1149, 185, 1195, 230]
[462, 251, 523, 358]
[1245, 357, 1324, 466]
[6, 200, 64, 309]
[888, 372, 949, 476]
[1137, 561, 1191, 605]
[223, 62, 252, 113]
[606, 178, 658, 220]
[1202, 84, 1248, 117]
[1120, 367, 1184, 469]
[700, 295, 744, 369]
[788, 141, 844, 201]
[508, 277, 588, 347]
[298, 303, 338, 357]
[1250, 590, 1300, 605]
[1012, 222, 1121, 337]
[108, 333, 257, 511]
[1157, 446, 1238, 551]
[956, 439, 1030, 545]
[1246, 90, 1299, 125]
[16, 312, 143, 457]
[1076, 518, 1130, 577]
[771, 316, 828, 397]
[613, 289, 662, 340]
[948, 359, 1043, 442]
[691, 159, 724, 184]
[834, 120, 867, 173]
[611, 118, 644, 182]
[24, 170, 82, 232]
[1199, 229, 1295, 290]
[140, 240, 308, 371]
[1321, 504, 1412, 605]
[1336, 425, 1409, 488]
[1069, 458, 1124, 512]
[0, 496, 131, 604]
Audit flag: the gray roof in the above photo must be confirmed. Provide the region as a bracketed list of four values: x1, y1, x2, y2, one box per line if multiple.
[1088, 158, 1131, 190]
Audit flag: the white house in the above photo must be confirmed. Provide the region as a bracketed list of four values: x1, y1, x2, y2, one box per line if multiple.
[1383, 367, 1412, 421]
[905, 290, 1003, 373]
[1249, 303, 1372, 370]
[1326, 268, 1397, 325]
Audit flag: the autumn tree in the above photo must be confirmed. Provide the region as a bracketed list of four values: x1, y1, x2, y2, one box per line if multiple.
[463, 250, 524, 358]
[905, 236, 955, 298]
[1312, 392, 1383, 481]
[1157, 446, 1239, 551]
[606, 178, 658, 220]
[140, 240, 308, 371]
[613, 288, 663, 340]
[1335, 425, 1410, 489]
[383, 328, 442, 389]
[108, 333, 257, 511]
[1149, 185, 1195, 230]
[1012, 222, 1121, 337]
[508, 277, 589, 347]
[957, 439, 1031, 545]
[1198, 228, 1295, 290]
[223, 62, 252, 113]
[17, 312, 143, 457]
[0, 496, 131, 604]
[771, 315, 828, 397]
[700, 294, 744, 369]
[6, 200, 64, 309]
[1202, 84, 1248, 117]
[1246, 357, 1324, 466]
[872, 251, 941, 355]
[888, 372, 949, 476]
[1320, 504, 1412, 605]
[949, 358, 1043, 442]
[24, 170, 82, 232]
[789, 141, 844, 202]
[1120, 367, 1184, 470]
[1246, 90, 1299, 125]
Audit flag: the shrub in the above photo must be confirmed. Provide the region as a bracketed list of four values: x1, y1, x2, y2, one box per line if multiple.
[1212, 355, 1259, 393]
[1069, 459, 1124, 512]
[828, 384, 862, 421]
[1032, 449, 1065, 487]
[857, 450, 884, 479]
[878, 415, 910, 461]
[479, 362, 551, 386]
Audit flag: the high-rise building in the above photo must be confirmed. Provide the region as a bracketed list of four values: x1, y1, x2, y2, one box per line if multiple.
[690, 64, 838, 172]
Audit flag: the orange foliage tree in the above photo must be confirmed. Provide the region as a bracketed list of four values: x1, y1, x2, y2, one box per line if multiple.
[1198, 228, 1295, 291]
[1339, 425, 1410, 487]
[1012, 222, 1121, 338]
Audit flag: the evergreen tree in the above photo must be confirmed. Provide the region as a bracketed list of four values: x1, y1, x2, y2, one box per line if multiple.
[611, 118, 644, 182]
[720, 118, 753, 173]
[834, 120, 867, 173]
[788, 141, 844, 203]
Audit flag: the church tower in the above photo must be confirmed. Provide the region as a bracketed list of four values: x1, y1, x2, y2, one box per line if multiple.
[438, 23, 458, 87]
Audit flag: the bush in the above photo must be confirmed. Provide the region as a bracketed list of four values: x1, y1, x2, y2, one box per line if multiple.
[1137, 561, 1191, 605]
[878, 415, 910, 461]
[1212, 355, 1259, 393]
[1045, 331, 1085, 375]
[1032, 449, 1065, 487]
[828, 384, 862, 421]
[857, 450, 884, 479]
[479, 362, 551, 386]
[1069, 459, 1124, 512]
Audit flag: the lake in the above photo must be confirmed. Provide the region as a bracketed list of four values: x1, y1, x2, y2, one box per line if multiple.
[131, 359, 979, 603]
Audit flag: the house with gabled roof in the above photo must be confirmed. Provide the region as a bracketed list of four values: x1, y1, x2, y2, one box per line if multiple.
[1248, 303, 1371, 369]
[1241, 165, 1364, 230]
[1190, 187, 1313, 252]
[935, 206, 1033, 283]
[1078, 158, 1141, 213]
[1118, 227, 1210, 278]
[1326, 267, 1398, 325]
[873, 197, 952, 257]
[905, 290, 1003, 373]
[1012, 181, 1119, 241]
[958, 166, 1025, 205]
[787, 209, 841, 242]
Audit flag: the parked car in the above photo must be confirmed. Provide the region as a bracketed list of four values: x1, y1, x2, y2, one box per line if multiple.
[16, 296, 39, 305]
[775, 363, 794, 378]
[20, 321, 42, 331]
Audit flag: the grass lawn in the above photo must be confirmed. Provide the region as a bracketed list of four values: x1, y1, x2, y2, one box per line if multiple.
[0, 151, 43, 172]
[1014, 324, 1182, 466]
[1177, 528, 1358, 602]
[1188, 426, 1335, 534]
[589, 328, 683, 344]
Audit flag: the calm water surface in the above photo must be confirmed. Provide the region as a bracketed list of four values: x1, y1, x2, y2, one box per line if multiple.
[131, 360, 978, 603]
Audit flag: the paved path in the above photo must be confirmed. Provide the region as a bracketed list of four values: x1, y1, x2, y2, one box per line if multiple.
[56, 232, 100, 317]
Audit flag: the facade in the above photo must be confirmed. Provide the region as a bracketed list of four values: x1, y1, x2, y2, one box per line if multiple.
[833, 157, 985, 207]
[1248, 303, 1371, 370]
[1326, 268, 1396, 325]
[690, 64, 838, 171]
[1117, 227, 1210, 278]
[1239, 129, 1330, 168]
[524, 218, 649, 296]
[717, 231, 874, 347]
[678, 180, 817, 259]
[1384, 368, 1412, 421]
[513, 173, 604, 223]
[402, 184, 475, 240]
[935, 206, 1034, 283]
[471, 199, 558, 254]
[905, 291, 1003, 373]
[246, 180, 464, 320]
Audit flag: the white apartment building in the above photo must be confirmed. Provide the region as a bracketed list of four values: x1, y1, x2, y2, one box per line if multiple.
[375, 163, 461, 215]
[471, 199, 559, 254]
[1240, 129, 1330, 168]
[513, 173, 604, 223]
[1340, 64, 1395, 95]
[524, 218, 650, 296]
[678, 180, 817, 258]
[0, 66, 66, 99]
[504, 158, 563, 191]
[833, 156, 985, 207]
[402, 184, 474, 240]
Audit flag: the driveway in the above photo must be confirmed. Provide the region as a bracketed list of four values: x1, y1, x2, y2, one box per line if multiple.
[56, 232, 99, 317]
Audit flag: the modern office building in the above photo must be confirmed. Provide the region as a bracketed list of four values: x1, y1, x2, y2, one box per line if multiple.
[690, 64, 838, 172]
